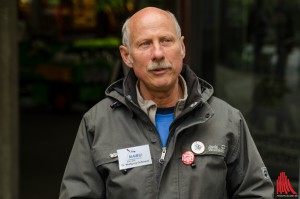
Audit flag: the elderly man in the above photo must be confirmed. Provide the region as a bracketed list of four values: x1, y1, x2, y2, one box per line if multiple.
[59, 7, 274, 199]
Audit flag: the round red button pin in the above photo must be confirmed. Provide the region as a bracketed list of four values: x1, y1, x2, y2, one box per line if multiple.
[182, 151, 195, 165]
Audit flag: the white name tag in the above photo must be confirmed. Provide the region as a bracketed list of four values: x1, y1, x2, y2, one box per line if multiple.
[117, 145, 152, 170]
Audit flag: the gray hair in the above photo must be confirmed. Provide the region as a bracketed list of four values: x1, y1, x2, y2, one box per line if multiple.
[121, 10, 182, 50]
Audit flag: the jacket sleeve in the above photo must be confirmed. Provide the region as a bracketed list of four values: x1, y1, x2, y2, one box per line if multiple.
[226, 112, 274, 199]
[59, 116, 105, 199]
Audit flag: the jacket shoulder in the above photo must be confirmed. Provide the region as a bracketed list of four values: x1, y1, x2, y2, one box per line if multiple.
[209, 96, 241, 117]
[82, 97, 123, 126]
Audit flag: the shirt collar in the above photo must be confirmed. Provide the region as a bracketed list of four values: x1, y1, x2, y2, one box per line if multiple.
[136, 75, 188, 124]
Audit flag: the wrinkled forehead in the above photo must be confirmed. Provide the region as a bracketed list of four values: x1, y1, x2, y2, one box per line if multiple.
[123, 7, 180, 48]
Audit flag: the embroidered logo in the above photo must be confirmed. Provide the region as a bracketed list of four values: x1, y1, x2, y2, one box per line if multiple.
[207, 145, 226, 153]
[261, 167, 270, 180]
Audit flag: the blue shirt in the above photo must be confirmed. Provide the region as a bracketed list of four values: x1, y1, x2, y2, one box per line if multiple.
[155, 107, 175, 147]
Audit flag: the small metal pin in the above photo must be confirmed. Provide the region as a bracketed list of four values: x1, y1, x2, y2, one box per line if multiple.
[109, 153, 118, 158]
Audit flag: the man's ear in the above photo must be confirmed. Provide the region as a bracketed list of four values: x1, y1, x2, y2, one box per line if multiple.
[180, 36, 186, 59]
[119, 45, 133, 68]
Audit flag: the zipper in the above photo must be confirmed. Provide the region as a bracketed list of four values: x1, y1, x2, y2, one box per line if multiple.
[159, 147, 167, 164]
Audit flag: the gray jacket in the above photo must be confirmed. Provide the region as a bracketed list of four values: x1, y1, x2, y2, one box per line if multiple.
[59, 65, 274, 199]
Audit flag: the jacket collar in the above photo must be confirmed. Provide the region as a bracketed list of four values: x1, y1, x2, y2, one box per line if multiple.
[105, 64, 214, 110]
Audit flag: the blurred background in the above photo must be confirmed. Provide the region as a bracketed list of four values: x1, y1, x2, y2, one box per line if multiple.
[1, 0, 299, 198]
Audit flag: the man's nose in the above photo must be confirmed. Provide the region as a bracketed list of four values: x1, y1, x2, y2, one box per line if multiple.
[152, 42, 165, 61]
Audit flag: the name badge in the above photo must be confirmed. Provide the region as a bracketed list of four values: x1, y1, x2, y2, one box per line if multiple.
[117, 145, 152, 170]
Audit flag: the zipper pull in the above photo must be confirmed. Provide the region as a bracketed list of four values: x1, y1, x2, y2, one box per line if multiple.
[159, 147, 167, 164]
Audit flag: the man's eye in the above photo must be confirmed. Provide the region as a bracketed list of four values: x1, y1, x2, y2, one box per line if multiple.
[140, 42, 150, 47]
[161, 38, 173, 44]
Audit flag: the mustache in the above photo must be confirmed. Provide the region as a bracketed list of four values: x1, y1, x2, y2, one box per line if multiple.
[147, 61, 172, 71]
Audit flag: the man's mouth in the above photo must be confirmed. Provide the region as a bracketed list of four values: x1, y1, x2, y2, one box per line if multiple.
[153, 68, 166, 72]
[147, 61, 172, 72]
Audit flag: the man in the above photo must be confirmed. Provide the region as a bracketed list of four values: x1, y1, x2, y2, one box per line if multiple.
[59, 7, 274, 199]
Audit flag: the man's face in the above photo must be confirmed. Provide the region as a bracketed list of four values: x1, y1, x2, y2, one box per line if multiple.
[120, 9, 185, 94]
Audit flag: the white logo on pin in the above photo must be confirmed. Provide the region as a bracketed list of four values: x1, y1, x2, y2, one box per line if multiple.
[191, 141, 205, 154]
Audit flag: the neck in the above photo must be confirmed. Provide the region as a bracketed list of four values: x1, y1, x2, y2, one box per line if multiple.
[139, 80, 183, 108]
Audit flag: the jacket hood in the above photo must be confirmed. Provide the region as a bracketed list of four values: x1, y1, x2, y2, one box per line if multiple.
[105, 64, 214, 108]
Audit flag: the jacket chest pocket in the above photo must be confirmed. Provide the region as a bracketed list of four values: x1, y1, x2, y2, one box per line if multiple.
[178, 150, 227, 179]
[92, 148, 154, 199]
[92, 148, 119, 177]
[177, 150, 228, 198]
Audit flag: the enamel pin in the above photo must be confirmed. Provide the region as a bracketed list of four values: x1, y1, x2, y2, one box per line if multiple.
[182, 151, 195, 165]
[191, 141, 205, 154]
